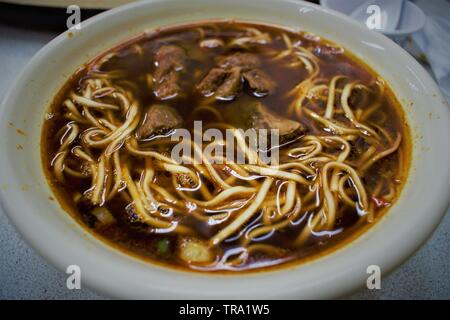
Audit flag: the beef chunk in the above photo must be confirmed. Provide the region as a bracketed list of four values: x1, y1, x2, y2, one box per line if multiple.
[154, 45, 186, 79]
[242, 69, 276, 96]
[196, 67, 242, 99]
[313, 45, 344, 62]
[250, 104, 303, 139]
[224, 100, 305, 142]
[218, 52, 261, 70]
[196, 68, 228, 96]
[136, 104, 183, 139]
[153, 45, 186, 100]
[197, 52, 276, 99]
[216, 67, 242, 99]
[154, 71, 180, 100]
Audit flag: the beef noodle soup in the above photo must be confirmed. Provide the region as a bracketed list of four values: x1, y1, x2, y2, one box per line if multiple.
[42, 21, 410, 272]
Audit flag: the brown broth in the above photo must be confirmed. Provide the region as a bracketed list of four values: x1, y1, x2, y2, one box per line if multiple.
[41, 21, 411, 273]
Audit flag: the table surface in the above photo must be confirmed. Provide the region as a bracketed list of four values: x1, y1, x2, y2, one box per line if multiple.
[0, 3, 449, 300]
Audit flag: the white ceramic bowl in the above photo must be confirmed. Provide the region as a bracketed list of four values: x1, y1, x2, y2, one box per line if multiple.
[320, 0, 426, 42]
[0, 0, 449, 299]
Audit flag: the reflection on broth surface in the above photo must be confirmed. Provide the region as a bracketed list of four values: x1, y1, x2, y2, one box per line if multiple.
[42, 21, 410, 272]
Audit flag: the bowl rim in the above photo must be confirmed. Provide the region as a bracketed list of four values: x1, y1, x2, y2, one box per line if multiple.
[320, 0, 427, 36]
[0, 0, 449, 299]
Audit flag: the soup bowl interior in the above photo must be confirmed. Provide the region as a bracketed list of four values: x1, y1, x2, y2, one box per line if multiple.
[0, 0, 449, 299]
